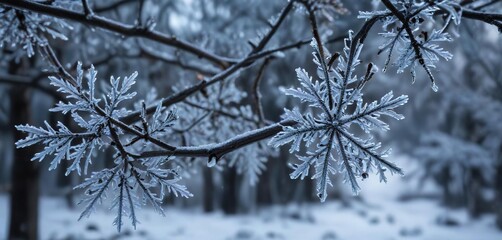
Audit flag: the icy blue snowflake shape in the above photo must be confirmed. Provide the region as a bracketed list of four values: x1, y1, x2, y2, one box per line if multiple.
[269, 32, 408, 201]
[15, 62, 192, 231]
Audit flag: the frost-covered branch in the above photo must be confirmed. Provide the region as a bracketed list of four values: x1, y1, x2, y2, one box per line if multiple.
[138, 44, 219, 76]
[250, 0, 294, 53]
[0, 0, 235, 67]
[356, 0, 501, 92]
[457, 8, 502, 29]
[380, 0, 442, 91]
[137, 120, 295, 160]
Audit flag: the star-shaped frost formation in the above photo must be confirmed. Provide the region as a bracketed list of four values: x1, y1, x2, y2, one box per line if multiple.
[269, 31, 408, 202]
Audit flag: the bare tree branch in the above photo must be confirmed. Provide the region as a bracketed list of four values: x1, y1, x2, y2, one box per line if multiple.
[136, 120, 296, 160]
[138, 43, 218, 76]
[182, 100, 259, 124]
[251, 0, 294, 53]
[0, 0, 236, 68]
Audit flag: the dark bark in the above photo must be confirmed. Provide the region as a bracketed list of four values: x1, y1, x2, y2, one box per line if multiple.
[256, 157, 273, 206]
[274, 148, 292, 204]
[202, 167, 214, 212]
[439, 167, 459, 207]
[8, 85, 39, 240]
[304, 172, 316, 202]
[495, 150, 502, 229]
[466, 168, 483, 218]
[221, 168, 238, 214]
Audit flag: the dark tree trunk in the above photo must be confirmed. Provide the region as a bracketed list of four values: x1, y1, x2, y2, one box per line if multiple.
[269, 148, 289, 204]
[8, 86, 39, 240]
[466, 168, 483, 218]
[304, 173, 316, 202]
[202, 167, 214, 212]
[0, 124, 7, 189]
[440, 167, 456, 207]
[256, 157, 273, 206]
[221, 168, 238, 214]
[495, 153, 502, 229]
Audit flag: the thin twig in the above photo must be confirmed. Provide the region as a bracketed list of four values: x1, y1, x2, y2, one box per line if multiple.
[251, 1, 294, 53]
[136, 0, 144, 26]
[81, 0, 93, 16]
[300, 0, 334, 112]
[138, 43, 218, 76]
[183, 100, 258, 124]
[251, 58, 272, 123]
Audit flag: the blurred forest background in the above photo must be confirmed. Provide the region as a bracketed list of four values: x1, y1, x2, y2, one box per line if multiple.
[0, 0, 501, 239]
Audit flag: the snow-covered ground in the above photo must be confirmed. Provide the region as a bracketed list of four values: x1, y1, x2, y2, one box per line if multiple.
[1, 157, 501, 240]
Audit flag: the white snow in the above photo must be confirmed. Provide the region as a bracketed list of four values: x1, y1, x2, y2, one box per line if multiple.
[1, 156, 501, 239]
